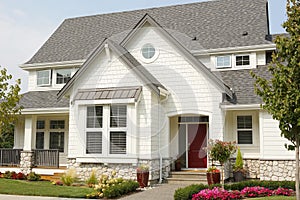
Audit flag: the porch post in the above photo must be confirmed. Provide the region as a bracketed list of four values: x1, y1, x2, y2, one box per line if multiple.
[20, 115, 36, 174]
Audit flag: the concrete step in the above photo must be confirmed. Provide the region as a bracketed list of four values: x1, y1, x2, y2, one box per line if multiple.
[41, 172, 64, 182]
[167, 171, 208, 185]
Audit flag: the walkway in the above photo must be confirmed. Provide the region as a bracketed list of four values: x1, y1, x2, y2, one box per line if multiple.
[0, 183, 188, 200]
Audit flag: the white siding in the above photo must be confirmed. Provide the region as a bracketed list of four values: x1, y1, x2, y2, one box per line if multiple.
[260, 111, 294, 159]
[256, 51, 266, 65]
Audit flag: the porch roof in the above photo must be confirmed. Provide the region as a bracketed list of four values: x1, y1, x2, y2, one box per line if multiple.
[20, 90, 69, 109]
[74, 86, 142, 102]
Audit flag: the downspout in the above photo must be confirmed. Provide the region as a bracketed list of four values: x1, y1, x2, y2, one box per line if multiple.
[158, 88, 169, 184]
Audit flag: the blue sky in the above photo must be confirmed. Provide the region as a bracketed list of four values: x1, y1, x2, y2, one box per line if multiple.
[0, 0, 287, 92]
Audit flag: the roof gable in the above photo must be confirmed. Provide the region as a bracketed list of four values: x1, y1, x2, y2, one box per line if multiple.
[24, 0, 270, 65]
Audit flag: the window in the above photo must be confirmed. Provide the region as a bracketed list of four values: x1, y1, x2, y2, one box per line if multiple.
[50, 120, 65, 129]
[37, 70, 51, 86]
[141, 44, 156, 59]
[216, 55, 231, 68]
[36, 132, 44, 149]
[110, 105, 127, 127]
[237, 116, 253, 144]
[86, 132, 102, 154]
[236, 55, 250, 66]
[87, 106, 103, 128]
[36, 120, 45, 149]
[110, 132, 126, 154]
[50, 132, 64, 152]
[56, 69, 71, 84]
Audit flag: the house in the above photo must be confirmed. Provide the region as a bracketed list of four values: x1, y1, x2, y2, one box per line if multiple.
[7, 0, 293, 182]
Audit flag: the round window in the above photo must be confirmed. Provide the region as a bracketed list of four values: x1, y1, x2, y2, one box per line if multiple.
[141, 44, 156, 59]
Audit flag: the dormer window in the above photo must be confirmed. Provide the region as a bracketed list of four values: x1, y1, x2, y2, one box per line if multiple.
[56, 69, 71, 84]
[216, 55, 231, 68]
[236, 55, 250, 66]
[37, 70, 51, 86]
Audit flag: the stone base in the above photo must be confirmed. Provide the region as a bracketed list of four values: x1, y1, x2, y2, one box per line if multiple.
[20, 151, 35, 175]
[260, 160, 295, 181]
[67, 158, 171, 182]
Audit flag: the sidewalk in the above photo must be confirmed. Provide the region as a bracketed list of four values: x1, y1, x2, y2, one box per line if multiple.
[0, 183, 187, 200]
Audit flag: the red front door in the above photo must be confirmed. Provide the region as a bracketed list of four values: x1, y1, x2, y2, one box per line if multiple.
[188, 124, 207, 168]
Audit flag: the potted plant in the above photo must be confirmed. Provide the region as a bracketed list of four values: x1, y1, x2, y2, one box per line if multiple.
[206, 166, 220, 185]
[233, 147, 246, 182]
[206, 139, 237, 187]
[136, 164, 149, 188]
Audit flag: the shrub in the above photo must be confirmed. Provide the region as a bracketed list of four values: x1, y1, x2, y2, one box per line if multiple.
[52, 180, 64, 186]
[174, 184, 209, 200]
[61, 167, 78, 186]
[16, 172, 26, 180]
[225, 180, 295, 191]
[10, 171, 17, 179]
[3, 171, 11, 179]
[103, 180, 139, 198]
[192, 187, 241, 200]
[86, 168, 98, 187]
[273, 187, 294, 196]
[27, 172, 41, 181]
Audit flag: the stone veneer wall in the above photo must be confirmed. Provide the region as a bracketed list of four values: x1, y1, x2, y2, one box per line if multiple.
[20, 151, 34, 174]
[67, 158, 171, 182]
[260, 160, 295, 181]
[229, 159, 260, 179]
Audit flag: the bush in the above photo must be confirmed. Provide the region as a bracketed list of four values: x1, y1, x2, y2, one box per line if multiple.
[192, 187, 241, 200]
[27, 172, 41, 181]
[174, 184, 209, 200]
[3, 171, 11, 179]
[86, 168, 98, 187]
[16, 172, 26, 180]
[241, 186, 273, 198]
[61, 168, 78, 186]
[103, 180, 139, 198]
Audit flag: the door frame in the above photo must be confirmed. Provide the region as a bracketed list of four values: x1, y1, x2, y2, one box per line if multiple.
[178, 121, 208, 169]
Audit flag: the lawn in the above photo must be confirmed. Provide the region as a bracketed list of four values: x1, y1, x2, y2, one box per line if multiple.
[0, 179, 93, 198]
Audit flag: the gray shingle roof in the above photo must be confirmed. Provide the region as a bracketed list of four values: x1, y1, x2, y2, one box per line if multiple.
[218, 65, 272, 104]
[20, 90, 69, 109]
[25, 0, 271, 65]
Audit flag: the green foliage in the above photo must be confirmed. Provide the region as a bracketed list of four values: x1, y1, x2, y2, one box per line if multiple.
[27, 172, 41, 181]
[3, 171, 11, 179]
[174, 184, 209, 200]
[86, 168, 98, 187]
[207, 139, 237, 165]
[0, 67, 22, 135]
[233, 148, 244, 171]
[102, 180, 139, 198]
[61, 168, 78, 186]
[0, 128, 14, 148]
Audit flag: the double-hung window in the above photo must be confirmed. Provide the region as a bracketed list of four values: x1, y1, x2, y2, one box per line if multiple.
[49, 120, 65, 152]
[237, 116, 253, 144]
[86, 106, 103, 154]
[110, 105, 127, 154]
[216, 55, 231, 68]
[36, 120, 45, 149]
[37, 70, 51, 86]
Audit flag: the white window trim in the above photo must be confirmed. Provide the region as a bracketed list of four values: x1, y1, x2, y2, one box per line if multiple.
[37, 69, 52, 87]
[84, 104, 130, 157]
[53, 67, 78, 88]
[216, 55, 232, 68]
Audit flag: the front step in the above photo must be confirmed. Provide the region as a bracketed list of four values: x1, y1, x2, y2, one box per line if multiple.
[41, 172, 64, 182]
[167, 171, 207, 184]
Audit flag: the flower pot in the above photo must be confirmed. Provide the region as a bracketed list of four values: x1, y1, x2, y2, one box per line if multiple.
[206, 172, 220, 185]
[137, 171, 149, 188]
[233, 171, 245, 182]
[175, 160, 181, 171]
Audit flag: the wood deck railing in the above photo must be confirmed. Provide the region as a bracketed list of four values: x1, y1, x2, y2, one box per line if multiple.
[34, 149, 59, 168]
[0, 149, 22, 166]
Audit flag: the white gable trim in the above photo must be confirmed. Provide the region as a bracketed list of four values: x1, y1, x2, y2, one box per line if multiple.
[21, 107, 69, 114]
[20, 60, 85, 70]
[220, 104, 261, 110]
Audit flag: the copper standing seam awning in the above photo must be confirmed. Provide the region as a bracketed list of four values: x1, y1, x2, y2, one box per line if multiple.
[74, 86, 142, 102]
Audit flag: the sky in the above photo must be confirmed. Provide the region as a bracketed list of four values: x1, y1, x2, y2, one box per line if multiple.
[0, 0, 287, 92]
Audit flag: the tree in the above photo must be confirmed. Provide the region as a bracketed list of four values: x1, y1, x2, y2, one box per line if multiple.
[0, 67, 22, 137]
[251, 0, 300, 199]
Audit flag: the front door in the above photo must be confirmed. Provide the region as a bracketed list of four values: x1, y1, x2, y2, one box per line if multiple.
[188, 124, 207, 168]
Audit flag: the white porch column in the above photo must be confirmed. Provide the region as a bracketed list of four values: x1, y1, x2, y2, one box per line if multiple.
[23, 115, 36, 151]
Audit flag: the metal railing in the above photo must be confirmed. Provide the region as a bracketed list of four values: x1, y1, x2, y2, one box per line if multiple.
[34, 149, 59, 168]
[0, 149, 22, 166]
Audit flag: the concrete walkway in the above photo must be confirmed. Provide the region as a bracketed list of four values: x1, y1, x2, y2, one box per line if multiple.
[0, 183, 188, 200]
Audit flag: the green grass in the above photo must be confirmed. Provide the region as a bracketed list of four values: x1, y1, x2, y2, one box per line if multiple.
[249, 196, 296, 200]
[0, 179, 93, 198]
